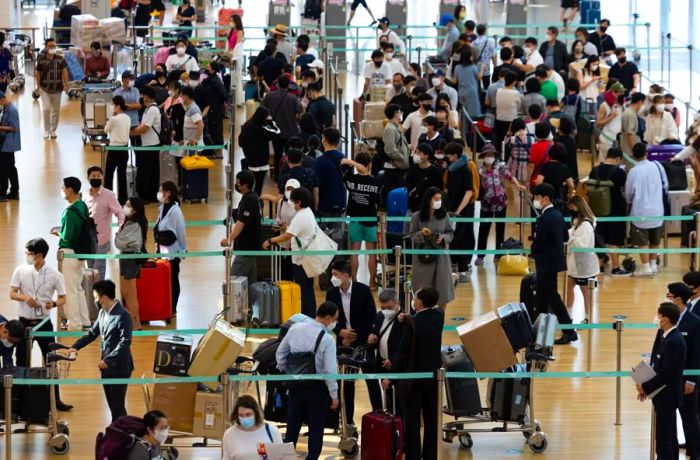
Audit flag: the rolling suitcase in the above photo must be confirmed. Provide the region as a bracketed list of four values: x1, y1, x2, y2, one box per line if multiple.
[126, 151, 137, 198]
[20, 367, 50, 424]
[277, 281, 301, 323]
[250, 282, 281, 327]
[360, 389, 403, 460]
[182, 168, 208, 203]
[226, 276, 249, 323]
[668, 190, 691, 234]
[519, 273, 538, 319]
[82, 267, 100, 321]
[497, 302, 534, 351]
[489, 363, 529, 424]
[441, 345, 481, 417]
[532, 313, 558, 355]
[135, 260, 172, 322]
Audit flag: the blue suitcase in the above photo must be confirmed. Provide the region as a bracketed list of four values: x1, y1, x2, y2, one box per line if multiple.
[182, 168, 209, 203]
[386, 187, 408, 233]
[63, 51, 84, 81]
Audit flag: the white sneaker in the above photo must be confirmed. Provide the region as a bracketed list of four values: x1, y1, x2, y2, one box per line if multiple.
[43, 131, 49, 139]
[50, 131, 57, 139]
[650, 262, 659, 274]
[633, 267, 654, 278]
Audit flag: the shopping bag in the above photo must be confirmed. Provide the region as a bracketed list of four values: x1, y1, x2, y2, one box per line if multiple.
[497, 255, 529, 276]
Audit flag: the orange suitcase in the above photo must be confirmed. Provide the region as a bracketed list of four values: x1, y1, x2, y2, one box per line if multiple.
[276, 280, 301, 322]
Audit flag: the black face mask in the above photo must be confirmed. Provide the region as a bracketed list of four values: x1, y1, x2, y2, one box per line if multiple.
[617, 57, 627, 64]
[437, 121, 446, 128]
[617, 95, 625, 104]
[373, 60, 383, 68]
[569, 209, 579, 219]
[155, 71, 164, 79]
[600, 26, 608, 33]
[90, 179, 102, 188]
[421, 103, 432, 110]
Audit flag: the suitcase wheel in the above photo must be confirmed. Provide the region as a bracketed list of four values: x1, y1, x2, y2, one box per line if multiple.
[527, 432, 547, 453]
[458, 433, 473, 449]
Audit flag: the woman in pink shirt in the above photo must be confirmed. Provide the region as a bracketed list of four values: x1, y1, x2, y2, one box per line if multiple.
[228, 14, 245, 106]
[227, 14, 244, 52]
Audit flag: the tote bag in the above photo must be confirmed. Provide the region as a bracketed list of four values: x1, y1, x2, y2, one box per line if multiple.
[296, 226, 338, 278]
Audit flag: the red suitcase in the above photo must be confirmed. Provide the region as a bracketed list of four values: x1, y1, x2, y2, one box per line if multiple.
[360, 392, 403, 460]
[136, 260, 172, 322]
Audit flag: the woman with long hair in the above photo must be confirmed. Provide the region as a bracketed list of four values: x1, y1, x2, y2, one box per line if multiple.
[578, 55, 602, 112]
[409, 187, 455, 309]
[115, 197, 147, 329]
[435, 93, 459, 130]
[644, 94, 679, 144]
[565, 194, 599, 317]
[452, 48, 483, 120]
[238, 106, 281, 196]
[228, 14, 245, 106]
[155, 181, 187, 316]
[566, 39, 587, 68]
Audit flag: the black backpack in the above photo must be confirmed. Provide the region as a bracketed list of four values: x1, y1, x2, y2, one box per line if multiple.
[284, 330, 325, 388]
[147, 104, 172, 146]
[68, 206, 98, 257]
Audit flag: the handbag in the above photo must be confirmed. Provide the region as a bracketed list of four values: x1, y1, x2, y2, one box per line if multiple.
[295, 225, 338, 278]
[497, 254, 529, 276]
[417, 240, 440, 264]
[180, 154, 214, 170]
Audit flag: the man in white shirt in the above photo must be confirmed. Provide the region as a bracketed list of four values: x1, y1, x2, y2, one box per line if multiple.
[9, 237, 73, 411]
[377, 17, 406, 55]
[131, 86, 161, 202]
[625, 143, 668, 277]
[181, 86, 204, 146]
[426, 69, 458, 110]
[381, 42, 405, 76]
[165, 38, 199, 73]
[362, 50, 392, 99]
[515, 37, 544, 75]
[403, 93, 434, 148]
[104, 95, 132, 204]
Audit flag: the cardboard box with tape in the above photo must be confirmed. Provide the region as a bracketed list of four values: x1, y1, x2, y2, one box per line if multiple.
[187, 319, 246, 390]
[192, 391, 225, 439]
[363, 101, 386, 121]
[145, 379, 198, 433]
[457, 311, 518, 373]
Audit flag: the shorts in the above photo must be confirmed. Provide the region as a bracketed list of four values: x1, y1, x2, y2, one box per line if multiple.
[349, 222, 377, 244]
[569, 276, 595, 286]
[630, 225, 663, 247]
[119, 258, 141, 280]
[561, 0, 580, 8]
[351, 0, 367, 10]
[596, 220, 626, 247]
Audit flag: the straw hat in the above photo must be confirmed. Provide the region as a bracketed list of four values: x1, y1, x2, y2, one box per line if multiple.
[270, 24, 288, 36]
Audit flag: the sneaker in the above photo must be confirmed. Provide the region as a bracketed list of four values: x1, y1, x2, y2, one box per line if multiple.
[633, 267, 654, 278]
[610, 268, 632, 278]
[458, 272, 470, 283]
[50, 131, 57, 139]
[43, 131, 49, 139]
[369, 19, 377, 26]
[451, 273, 459, 286]
[650, 263, 659, 274]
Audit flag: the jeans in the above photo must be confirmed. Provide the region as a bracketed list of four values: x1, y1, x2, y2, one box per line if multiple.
[293, 263, 317, 317]
[39, 89, 61, 133]
[104, 151, 128, 204]
[477, 208, 507, 255]
[61, 249, 90, 330]
[87, 242, 111, 281]
[0, 152, 19, 197]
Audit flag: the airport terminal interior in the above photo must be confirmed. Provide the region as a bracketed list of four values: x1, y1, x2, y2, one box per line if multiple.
[0, 0, 698, 458]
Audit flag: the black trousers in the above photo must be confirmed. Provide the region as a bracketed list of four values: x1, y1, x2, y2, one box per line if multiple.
[250, 169, 267, 198]
[208, 108, 225, 146]
[381, 168, 406, 208]
[402, 382, 438, 460]
[293, 263, 316, 317]
[281, 255, 294, 281]
[103, 372, 131, 422]
[271, 137, 288, 180]
[104, 151, 128, 204]
[0, 151, 19, 197]
[493, 119, 511, 157]
[451, 204, 475, 272]
[342, 357, 382, 425]
[477, 208, 507, 255]
[655, 405, 679, 460]
[135, 145, 160, 202]
[285, 383, 330, 460]
[681, 388, 700, 458]
[535, 270, 572, 325]
[170, 258, 181, 313]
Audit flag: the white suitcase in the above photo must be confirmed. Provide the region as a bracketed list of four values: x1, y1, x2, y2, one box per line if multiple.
[669, 190, 691, 234]
[127, 151, 137, 199]
[226, 276, 249, 323]
[159, 151, 178, 185]
[82, 268, 100, 321]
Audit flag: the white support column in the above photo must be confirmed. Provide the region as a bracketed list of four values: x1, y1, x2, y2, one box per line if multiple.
[0, 0, 21, 29]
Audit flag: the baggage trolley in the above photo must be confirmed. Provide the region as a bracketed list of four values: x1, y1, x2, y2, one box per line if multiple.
[81, 82, 114, 148]
[336, 344, 372, 458]
[441, 335, 555, 453]
[1, 343, 75, 455]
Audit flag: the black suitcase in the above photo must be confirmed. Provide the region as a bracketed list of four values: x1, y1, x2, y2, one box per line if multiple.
[0, 367, 26, 419]
[519, 273, 538, 319]
[182, 168, 209, 203]
[489, 363, 529, 424]
[497, 303, 534, 351]
[441, 346, 481, 417]
[663, 160, 689, 191]
[20, 367, 50, 424]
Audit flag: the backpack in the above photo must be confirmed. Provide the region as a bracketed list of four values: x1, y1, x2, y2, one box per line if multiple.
[68, 205, 98, 256]
[284, 330, 325, 388]
[583, 218, 608, 261]
[586, 164, 615, 217]
[562, 95, 580, 120]
[95, 415, 145, 460]
[147, 104, 172, 146]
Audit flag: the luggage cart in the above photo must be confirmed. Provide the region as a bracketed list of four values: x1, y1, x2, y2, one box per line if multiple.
[441, 331, 555, 453]
[81, 82, 114, 148]
[1, 343, 75, 455]
[6, 38, 27, 92]
[336, 345, 371, 458]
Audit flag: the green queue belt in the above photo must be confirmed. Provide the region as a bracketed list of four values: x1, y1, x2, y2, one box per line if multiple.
[104, 144, 225, 152]
[8, 369, 700, 386]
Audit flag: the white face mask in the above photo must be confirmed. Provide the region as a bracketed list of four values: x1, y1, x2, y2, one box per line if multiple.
[284, 190, 292, 200]
[157, 191, 165, 203]
[524, 47, 532, 57]
[25, 255, 35, 265]
[153, 428, 169, 444]
[590, 64, 599, 71]
[664, 103, 674, 111]
[381, 309, 397, 319]
[48, 48, 57, 56]
[188, 80, 198, 88]
[330, 276, 342, 288]
[301, 82, 308, 88]
[327, 320, 337, 331]
[412, 154, 422, 164]
[435, 153, 445, 160]
[61, 190, 67, 200]
[384, 52, 393, 60]
[176, 47, 186, 56]
[431, 78, 441, 87]
[655, 104, 665, 112]
[0, 338, 11, 348]
[653, 316, 661, 328]
[533, 199, 542, 210]
[432, 200, 442, 210]
[483, 157, 495, 165]
[168, 90, 174, 97]
[126, 80, 135, 88]
[123, 206, 134, 217]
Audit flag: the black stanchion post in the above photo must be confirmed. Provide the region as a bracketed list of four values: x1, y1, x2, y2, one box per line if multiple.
[613, 315, 626, 426]
[4, 374, 12, 460]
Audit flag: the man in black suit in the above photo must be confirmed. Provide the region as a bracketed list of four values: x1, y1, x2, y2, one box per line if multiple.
[530, 183, 576, 344]
[638, 302, 687, 460]
[327, 260, 381, 425]
[70, 279, 134, 422]
[666, 283, 700, 459]
[367, 289, 404, 414]
[386, 287, 444, 460]
[683, 271, 700, 315]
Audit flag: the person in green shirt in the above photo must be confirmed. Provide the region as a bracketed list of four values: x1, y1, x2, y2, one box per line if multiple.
[52, 177, 91, 330]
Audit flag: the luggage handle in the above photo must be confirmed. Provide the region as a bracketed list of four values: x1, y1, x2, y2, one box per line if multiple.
[271, 243, 281, 283]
